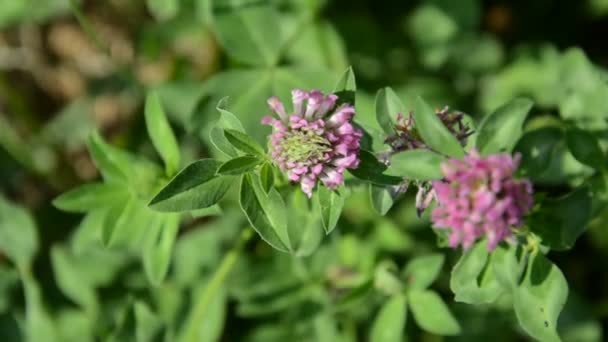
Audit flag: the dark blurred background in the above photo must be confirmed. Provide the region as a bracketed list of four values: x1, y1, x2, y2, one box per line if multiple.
[1, 0, 608, 341]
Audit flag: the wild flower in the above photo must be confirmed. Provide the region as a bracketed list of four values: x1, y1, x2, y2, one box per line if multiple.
[431, 151, 533, 250]
[262, 89, 362, 197]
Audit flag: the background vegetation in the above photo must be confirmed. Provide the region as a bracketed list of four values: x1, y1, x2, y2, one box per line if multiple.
[1, 0, 608, 340]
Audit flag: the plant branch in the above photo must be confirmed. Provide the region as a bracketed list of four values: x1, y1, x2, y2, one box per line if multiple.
[179, 228, 253, 342]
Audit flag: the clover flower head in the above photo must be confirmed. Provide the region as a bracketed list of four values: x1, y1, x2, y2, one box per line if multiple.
[431, 150, 533, 251]
[262, 89, 362, 197]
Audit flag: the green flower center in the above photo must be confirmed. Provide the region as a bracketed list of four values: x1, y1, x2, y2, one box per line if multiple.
[279, 130, 331, 165]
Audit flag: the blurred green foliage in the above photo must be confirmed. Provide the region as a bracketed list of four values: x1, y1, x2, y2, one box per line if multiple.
[1, 0, 608, 341]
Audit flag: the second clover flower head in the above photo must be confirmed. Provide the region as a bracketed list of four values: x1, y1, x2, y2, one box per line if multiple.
[261, 89, 363, 198]
[431, 150, 534, 251]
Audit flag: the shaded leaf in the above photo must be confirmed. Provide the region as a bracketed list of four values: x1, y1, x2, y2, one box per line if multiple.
[224, 129, 266, 157]
[0, 197, 38, 270]
[333, 66, 356, 106]
[349, 150, 402, 186]
[530, 187, 592, 251]
[565, 127, 606, 170]
[211, 1, 282, 66]
[514, 127, 563, 177]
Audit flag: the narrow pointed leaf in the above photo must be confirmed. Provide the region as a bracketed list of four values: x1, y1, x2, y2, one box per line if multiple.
[224, 129, 266, 157]
[53, 183, 128, 213]
[239, 174, 290, 252]
[217, 155, 262, 175]
[333, 66, 356, 105]
[375, 87, 404, 134]
[412, 96, 464, 158]
[316, 186, 345, 234]
[145, 91, 181, 175]
[149, 159, 234, 212]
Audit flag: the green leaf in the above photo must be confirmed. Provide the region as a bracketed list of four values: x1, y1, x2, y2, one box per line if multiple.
[52, 183, 128, 213]
[374, 262, 403, 295]
[239, 173, 290, 252]
[409, 290, 461, 336]
[217, 155, 263, 176]
[0, 197, 38, 270]
[565, 127, 606, 170]
[146, 0, 179, 21]
[316, 187, 345, 234]
[224, 129, 266, 157]
[476, 98, 533, 155]
[450, 241, 503, 304]
[102, 198, 153, 249]
[386, 149, 446, 180]
[412, 96, 464, 158]
[369, 184, 400, 216]
[514, 127, 563, 177]
[211, 1, 282, 66]
[333, 66, 356, 105]
[289, 191, 324, 257]
[210, 98, 246, 158]
[514, 252, 568, 342]
[530, 187, 592, 251]
[403, 254, 444, 291]
[349, 150, 402, 186]
[50, 246, 98, 315]
[87, 131, 132, 184]
[259, 162, 275, 193]
[370, 295, 407, 342]
[145, 91, 181, 175]
[22, 275, 59, 342]
[149, 159, 234, 212]
[190, 205, 223, 219]
[143, 214, 180, 286]
[492, 243, 526, 291]
[375, 87, 404, 134]
[195, 284, 226, 342]
[134, 301, 164, 342]
[71, 209, 106, 254]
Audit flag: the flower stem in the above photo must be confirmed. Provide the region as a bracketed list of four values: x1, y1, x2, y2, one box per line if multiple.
[179, 228, 253, 342]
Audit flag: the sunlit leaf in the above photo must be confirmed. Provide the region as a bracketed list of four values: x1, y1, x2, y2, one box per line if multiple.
[370, 294, 407, 342]
[409, 290, 461, 336]
[149, 159, 234, 212]
[412, 96, 464, 158]
[145, 91, 181, 175]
